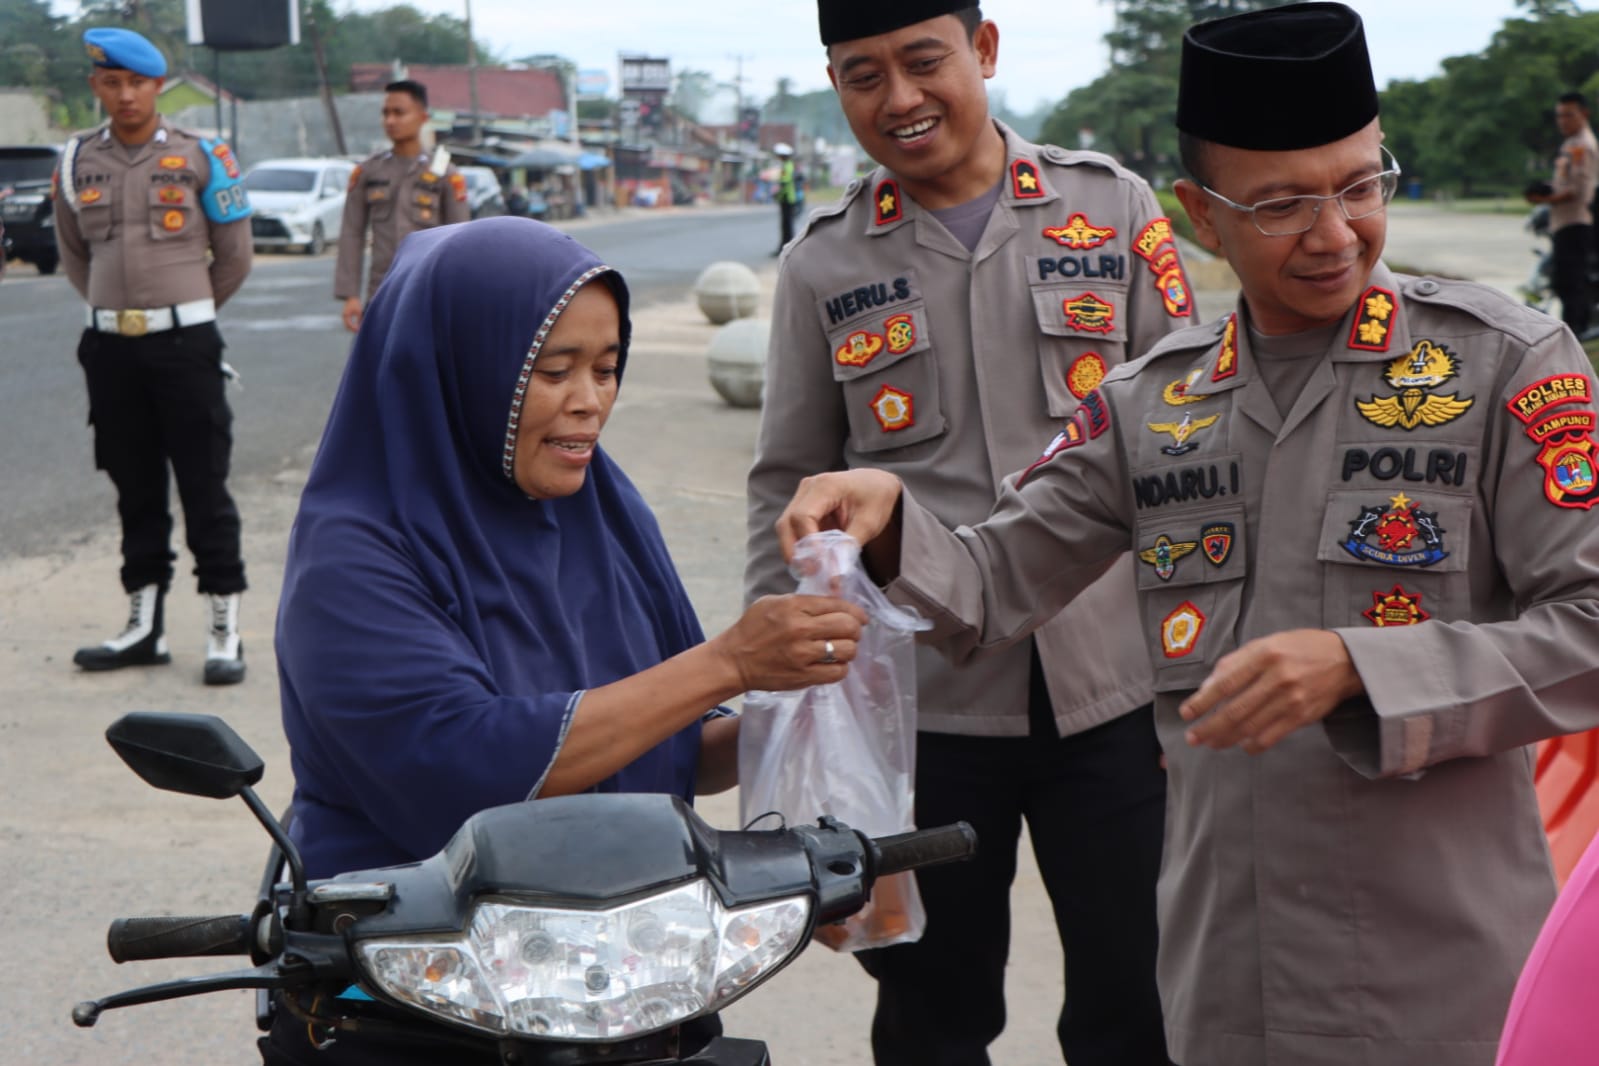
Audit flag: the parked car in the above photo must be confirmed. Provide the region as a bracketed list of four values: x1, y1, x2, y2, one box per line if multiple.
[457, 165, 507, 219]
[244, 157, 354, 255]
[0, 145, 62, 274]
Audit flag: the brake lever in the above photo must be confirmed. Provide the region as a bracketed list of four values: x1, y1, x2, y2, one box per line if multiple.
[73, 961, 288, 1027]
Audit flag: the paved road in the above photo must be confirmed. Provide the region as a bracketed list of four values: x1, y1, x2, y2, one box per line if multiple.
[0, 203, 779, 562]
[0, 200, 1546, 1065]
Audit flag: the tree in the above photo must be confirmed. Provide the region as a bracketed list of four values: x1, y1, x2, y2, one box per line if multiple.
[669, 68, 715, 123]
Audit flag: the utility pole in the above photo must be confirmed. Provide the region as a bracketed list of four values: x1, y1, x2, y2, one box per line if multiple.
[305, 1, 348, 155]
[728, 53, 747, 127]
[465, 0, 482, 144]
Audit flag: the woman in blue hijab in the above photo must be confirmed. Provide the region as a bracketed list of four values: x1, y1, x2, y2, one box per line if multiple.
[276, 217, 865, 886]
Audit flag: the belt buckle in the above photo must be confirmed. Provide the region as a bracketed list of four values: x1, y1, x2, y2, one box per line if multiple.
[116, 309, 148, 337]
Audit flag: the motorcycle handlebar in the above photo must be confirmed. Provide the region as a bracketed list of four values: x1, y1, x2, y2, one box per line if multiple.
[107, 914, 255, 964]
[869, 821, 978, 878]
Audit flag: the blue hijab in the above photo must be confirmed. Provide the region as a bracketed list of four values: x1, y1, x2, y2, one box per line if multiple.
[278, 217, 705, 879]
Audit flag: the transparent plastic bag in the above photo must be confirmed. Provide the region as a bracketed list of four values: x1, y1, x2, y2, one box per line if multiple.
[738, 530, 932, 952]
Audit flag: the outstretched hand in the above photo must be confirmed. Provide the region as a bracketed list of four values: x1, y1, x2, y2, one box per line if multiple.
[776, 469, 904, 564]
[710, 593, 868, 693]
[1178, 629, 1364, 754]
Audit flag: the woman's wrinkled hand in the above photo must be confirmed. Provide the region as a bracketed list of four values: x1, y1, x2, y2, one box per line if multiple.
[710, 593, 869, 693]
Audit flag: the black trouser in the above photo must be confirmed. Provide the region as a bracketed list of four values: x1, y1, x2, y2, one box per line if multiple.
[778, 198, 795, 249]
[857, 652, 1171, 1066]
[1553, 223, 1593, 336]
[77, 322, 246, 596]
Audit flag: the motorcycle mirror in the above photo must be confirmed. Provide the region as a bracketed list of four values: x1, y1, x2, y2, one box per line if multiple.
[106, 712, 265, 800]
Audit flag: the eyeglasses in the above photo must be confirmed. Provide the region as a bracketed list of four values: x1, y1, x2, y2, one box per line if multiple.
[1201, 146, 1403, 236]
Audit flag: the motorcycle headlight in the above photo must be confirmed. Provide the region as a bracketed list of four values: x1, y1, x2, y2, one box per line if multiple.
[355, 879, 810, 1041]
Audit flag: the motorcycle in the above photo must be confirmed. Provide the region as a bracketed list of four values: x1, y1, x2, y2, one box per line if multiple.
[1521, 202, 1599, 338]
[73, 712, 977, 1064]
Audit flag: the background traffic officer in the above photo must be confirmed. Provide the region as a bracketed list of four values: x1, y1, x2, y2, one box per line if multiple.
[56, 27, 253, 685]
[334, 79, 470, 332]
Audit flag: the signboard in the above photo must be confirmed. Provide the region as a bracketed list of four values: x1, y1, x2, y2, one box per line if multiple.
[619, 55, 671, 94]
[576, 69, 611, 99]
[185, 0, 300, 50]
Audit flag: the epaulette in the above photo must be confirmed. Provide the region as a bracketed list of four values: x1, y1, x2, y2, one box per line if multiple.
[1398, 274, 1563, 348]
[1101, 318, 1225, 390]
[1036, 143, 1137, 181]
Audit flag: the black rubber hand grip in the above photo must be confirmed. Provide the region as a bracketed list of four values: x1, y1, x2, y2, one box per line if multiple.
[107, 914, 254, 963]
[871, 821, 978, 878]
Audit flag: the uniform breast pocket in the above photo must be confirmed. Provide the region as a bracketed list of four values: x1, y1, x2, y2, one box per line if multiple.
[1315, 487, 1473, 629]
[409, 185, 440, 224]
[147, 184, 196, 241]
[365, 185, 394, 222]
[1133, 504, 1248, 691]
[76, 191, 114, 242]
[827, 305, 946, 453]
[1028, 278, 1130, 417]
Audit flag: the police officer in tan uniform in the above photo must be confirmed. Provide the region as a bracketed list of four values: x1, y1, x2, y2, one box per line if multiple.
[334, 79, 469, 332]
[746, 5, 1191, 1064]
[57, 28, 253, 686]
[777, 5, 1599, 1065]
[1527, 91, 1599, 336]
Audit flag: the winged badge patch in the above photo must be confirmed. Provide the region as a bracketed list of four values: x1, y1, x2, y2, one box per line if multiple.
[1355, 339, 1475, 431]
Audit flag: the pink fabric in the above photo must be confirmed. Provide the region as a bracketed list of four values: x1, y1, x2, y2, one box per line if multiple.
[1496, 833, 1599, 1064]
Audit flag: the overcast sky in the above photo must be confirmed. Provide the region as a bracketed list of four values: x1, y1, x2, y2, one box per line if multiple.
[327, 0, 1576, 115]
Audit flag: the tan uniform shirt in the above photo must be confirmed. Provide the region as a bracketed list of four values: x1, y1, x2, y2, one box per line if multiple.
[54, 125, 251, 309]
[1551, 123, 1599, 231]
[333, 149, 470, 301]
[889, 263, 1599, 1065]
[747, 122, 1194, 736]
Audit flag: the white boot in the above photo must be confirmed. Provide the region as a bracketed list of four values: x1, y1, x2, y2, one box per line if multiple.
[203, 592, 246, 686]
[73, 584, 171, 671]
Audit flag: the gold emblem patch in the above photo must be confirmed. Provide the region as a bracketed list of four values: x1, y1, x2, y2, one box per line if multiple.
[870, 385, 915, 431]
[835, 330, 885, 369]
[1066, 352, 1107, 399]
[161, 209, 184, 231]
[884, 313, 916, 355]
[1147, 412, 1220, 456]
[1355, 339, 1475, 431]
[1043, 213, 1116, 250]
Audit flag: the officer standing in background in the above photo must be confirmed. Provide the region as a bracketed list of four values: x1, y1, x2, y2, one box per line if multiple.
[1527, 91, 1598, 337]
[334, 79, 469, 332]
[746, 4, 1190, 1064]
[775, 5, 1599, 1064]
[56, 27, 252, 685]
[772, 141, 797, 255]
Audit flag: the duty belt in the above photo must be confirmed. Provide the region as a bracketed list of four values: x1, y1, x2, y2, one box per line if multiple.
[88, 298, 217, 337]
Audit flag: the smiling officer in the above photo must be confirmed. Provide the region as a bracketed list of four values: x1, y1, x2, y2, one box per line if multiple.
[56, 27, 253, 686]
[745, 4, 1192, 1065]
[773, 5, 1599, 1064]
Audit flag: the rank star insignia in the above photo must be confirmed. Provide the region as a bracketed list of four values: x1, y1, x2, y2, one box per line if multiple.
[1212, 314, 1238, 382]
[1146, 412, 1220, 456]
[835, 330, 886, 369]
[1363, 585, 1430, 626]
[1355, 339, 1476, 430]
[1341, 492, 1449, 566]
[1161, 601, 1205, 658]
[1201, 523, 1234, 566]
[869, 385, 915, 432]
[884, 313, 916, 354]
[1536, 434, 1599, 509]
[1348, 285, 1398, 352]
[874, 179, 902, 225]
[1066, 352, 1107, 399]
[1043, 213, 1116, 249]
[1163, 367, 1207, 406]
[1063, 293, 1115, 333]
[1011, 159, 1044, 198]
[1138, 535, 1199, 581]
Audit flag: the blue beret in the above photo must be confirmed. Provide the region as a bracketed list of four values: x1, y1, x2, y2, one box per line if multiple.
[83, 28, 167, 78]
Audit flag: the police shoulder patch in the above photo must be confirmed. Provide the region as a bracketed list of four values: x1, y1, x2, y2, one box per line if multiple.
[197, 137, 251, 223]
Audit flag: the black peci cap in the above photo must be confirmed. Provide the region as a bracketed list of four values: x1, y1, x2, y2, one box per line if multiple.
[819, 0, 974, 46]
[1177, 1, 1378, 151]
